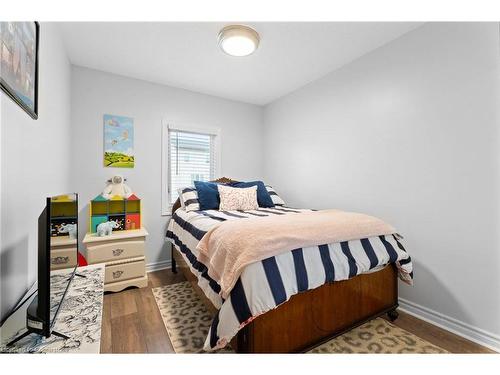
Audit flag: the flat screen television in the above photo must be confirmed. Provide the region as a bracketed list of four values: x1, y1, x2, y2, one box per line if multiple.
[7, 193, 78, 346]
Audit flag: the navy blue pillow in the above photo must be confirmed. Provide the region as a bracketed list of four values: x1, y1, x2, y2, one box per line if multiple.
[231, 181, 275, 208]
[194, 181, 221, 210]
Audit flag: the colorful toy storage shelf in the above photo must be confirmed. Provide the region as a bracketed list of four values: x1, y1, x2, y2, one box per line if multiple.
[51, 195, 78, 237]
[89, 194, 141, 233]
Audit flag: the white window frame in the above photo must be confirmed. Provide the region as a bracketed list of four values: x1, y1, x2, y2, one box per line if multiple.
[161, 119, 221, 216]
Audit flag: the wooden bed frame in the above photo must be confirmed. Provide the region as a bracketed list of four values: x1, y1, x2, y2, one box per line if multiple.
[170, 177, 399, 353]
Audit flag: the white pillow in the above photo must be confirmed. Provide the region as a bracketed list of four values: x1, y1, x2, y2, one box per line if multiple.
[218, 185, 259, 211]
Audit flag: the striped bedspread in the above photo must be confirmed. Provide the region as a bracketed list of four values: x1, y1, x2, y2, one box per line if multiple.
[166, 207, 413, 351]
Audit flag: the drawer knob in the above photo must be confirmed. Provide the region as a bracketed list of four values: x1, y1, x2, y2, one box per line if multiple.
[112, 270, 124, 279]
[112, 249, 124, 256]
[52, 256, 69, 265]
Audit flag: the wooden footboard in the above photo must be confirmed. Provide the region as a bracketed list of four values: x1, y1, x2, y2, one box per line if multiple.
[172, 246, 398, 353]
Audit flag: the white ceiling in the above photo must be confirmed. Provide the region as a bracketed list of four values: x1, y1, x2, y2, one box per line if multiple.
[58, 22, 423, 105]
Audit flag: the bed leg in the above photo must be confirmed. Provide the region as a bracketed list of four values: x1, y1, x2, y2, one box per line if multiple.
[171, 247, 177, 274]
[387, 309, 399, 322]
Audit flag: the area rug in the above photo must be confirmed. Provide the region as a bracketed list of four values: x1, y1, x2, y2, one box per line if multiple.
[1, 264, 104, 353]
[152, 281, 448, 354]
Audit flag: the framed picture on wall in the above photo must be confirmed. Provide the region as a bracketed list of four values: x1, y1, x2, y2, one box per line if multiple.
[104, 114, 135, 168]
[0, 21, 39, 119]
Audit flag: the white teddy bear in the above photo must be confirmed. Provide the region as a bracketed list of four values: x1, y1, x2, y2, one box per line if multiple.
[102, 175, 133, 199]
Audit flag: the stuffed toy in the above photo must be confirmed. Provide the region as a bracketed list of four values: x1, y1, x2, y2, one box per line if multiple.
[102, 175, 133, 199]
[96, 221, 119, 237]
[58, 223, 77, 239]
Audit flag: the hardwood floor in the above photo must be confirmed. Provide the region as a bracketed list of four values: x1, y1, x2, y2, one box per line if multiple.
[383, 312, 495, 353]
[101, 269, 494, 354]
[101, 269, 185, 353]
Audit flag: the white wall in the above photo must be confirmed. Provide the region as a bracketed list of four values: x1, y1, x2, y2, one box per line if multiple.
[0, 23, 72, 322]
[263, 23, 500, 345]
[70, 66, 264, 266]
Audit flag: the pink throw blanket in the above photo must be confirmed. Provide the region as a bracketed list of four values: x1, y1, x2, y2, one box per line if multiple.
[196, 209, 396, 299]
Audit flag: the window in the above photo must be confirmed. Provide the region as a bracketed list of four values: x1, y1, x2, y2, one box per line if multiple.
[162, 122, 220, 215]
[169, 130, 215, 203]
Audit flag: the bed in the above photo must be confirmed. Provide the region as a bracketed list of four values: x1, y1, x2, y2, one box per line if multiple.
[167, 178, 413, 353]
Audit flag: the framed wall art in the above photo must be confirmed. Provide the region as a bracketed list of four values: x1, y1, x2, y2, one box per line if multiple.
[0, 22, 39, 119]
[103, 114, 135, 168]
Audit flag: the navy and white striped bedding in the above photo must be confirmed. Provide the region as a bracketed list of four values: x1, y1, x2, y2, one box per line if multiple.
[265, 185, 286, 206]
[166, 207, 413, 351]
[178, 187, 200, 212]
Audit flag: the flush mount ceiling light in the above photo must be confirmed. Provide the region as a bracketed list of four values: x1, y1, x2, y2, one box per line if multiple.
[218, 25, 260, 57]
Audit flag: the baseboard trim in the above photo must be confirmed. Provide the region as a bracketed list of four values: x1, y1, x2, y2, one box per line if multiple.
[398, 297, 500, 353]
[146, 259, 172, 273]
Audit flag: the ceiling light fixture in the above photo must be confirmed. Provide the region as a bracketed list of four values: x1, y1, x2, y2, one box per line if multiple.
[218, 25, 260, 57]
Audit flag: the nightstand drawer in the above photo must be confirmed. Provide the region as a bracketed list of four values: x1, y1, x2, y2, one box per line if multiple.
[50, 248, 77, 270]
[87, 240, 145, 264]
[105, 259, 145, 284]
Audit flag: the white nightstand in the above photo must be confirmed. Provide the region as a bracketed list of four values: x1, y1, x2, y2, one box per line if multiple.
[50, 236, 78, 270]
[83, 228, 148, 292]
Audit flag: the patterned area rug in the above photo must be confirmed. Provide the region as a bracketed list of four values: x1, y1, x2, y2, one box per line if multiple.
[153, 281, 448, 354]
[1, 264, 104, 353]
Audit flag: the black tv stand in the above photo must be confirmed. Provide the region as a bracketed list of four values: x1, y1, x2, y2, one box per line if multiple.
[6, 330, 32, 347]
[66, 273, 86, 282]
[6, 292, 72, 347]
[6, 329, 69, 347]
[51, 331, 70, 340]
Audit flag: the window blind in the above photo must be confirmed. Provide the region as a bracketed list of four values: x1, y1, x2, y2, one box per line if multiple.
[169, 130, 215, 204]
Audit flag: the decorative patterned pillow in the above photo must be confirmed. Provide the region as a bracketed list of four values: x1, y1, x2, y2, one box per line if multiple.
[218, 185, 259, 211]
[265, 185, 286, 206]
[230, 181, 275, 207]
[178, 187, 200, 212]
